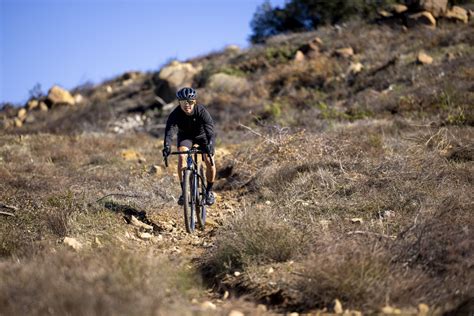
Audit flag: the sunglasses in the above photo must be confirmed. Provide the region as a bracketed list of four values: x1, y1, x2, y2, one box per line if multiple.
[179, 100, 196, 105]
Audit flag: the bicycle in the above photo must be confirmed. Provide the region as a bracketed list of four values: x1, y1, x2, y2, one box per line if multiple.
[164, 147, 213, 233]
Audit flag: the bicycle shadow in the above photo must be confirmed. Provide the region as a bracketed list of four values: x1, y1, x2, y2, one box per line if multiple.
[103, 201, 163, 233]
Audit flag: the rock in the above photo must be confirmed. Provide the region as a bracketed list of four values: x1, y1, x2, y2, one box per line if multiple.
[298, 38, 321, 58]
[74, 94, 84, 104]
[335, 47, 354, 58]
[381, 306, 401, 314]
[267, 267, 274, 274]
[138, 232, 153, 240]
[105, 85, 113, 93]
[233, 271, 241, 277]
[121, 71, 141, 81]
[200, 301, 216, 311]
[407, 11, 437, 28]
[225, 45, 241, 54]
[418, 303, 429, 316]
[228, 310, 244, 316]
[288, 313, 299, 316]
[444, 6, 469, 23]
[17, 108, 27, 121]
[130, 215, 153, 231]
[417, 52, 433, 65]
[350, 218, 364, 224]
[149, 165, 164, 176]
[208, 73, 249, 94]
[222, 290, 229, 300]
[409, 0, 448, 17]
[13, 118, 23, 128]
[294, 50, 305, 63]
[47, 85, 75, 106]
[94, 237, 102, 247]
[257, 304, 267, 312]
[27, 99, 39, 110]
[63, 237, 83, 251]
[121, 149, 145, 162]
[348, 62, 363, 74]
[389, 4, 408, 14]
[159, 60, 199, 91]
[333, 299, 343, 314]
[39, 101, 49, 112]
[378, 9, 393, 18]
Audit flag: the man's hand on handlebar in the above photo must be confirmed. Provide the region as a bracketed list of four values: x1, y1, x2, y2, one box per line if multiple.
[162, 145, 171, 158]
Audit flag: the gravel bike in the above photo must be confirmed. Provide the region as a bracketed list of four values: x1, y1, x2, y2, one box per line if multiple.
[164, 147, 212, 233]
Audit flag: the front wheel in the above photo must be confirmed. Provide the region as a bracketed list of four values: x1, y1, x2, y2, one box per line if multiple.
[183, 169, 196, 233]
[196, 165, 207, 230]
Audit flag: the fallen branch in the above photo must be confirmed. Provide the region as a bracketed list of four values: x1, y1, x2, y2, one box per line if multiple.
[0, 211, 15, 217]
[347, 230, 396, 240]
[0, 203, 18, 212]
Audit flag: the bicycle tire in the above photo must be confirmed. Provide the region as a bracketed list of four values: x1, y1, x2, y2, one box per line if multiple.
[196, 165, 207, 230]
[183, 169, 195, 233]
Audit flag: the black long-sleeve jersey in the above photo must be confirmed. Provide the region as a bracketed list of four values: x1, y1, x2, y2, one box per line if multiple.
[164, 104, 215, 147]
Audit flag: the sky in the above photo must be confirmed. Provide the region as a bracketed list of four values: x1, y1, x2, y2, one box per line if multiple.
[0, 0, 285, 105]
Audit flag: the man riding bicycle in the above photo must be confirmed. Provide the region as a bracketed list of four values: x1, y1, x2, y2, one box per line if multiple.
[162, 87, 216, 206]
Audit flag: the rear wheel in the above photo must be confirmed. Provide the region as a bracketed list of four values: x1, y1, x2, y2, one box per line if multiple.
[183, 169, 195, 233]
[197, 165, 207, 230]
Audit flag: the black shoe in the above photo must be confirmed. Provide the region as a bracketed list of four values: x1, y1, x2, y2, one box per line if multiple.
[177, 195, 184, 206]
[206, 191, 215, 206]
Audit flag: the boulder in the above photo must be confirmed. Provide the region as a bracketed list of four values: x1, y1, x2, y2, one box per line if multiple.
[408, 0, 448, 17]
[39, 101, 49, 112]
[417, 52, 433, 64]
[74, 94, 84, 104]
[13, 118, 23, 128]
[298, 37, 322, 58]
[335, 47, 354, 58]
[348, 62, 363, 74]
[63, 237, 83, 251]
[27, 99, 39, 110]
[154, 61, 201, 103]
[444, 6, 469, 23]
[47, 85, 75, 106]
[293, 50, 305, 63]
[17, 108, 27, 121]
[208, 73, 249, 94]
[225, 45, 241, 54]
[389, 4, 408, 14]
[158, 61, 199, 90]
[407, 11, 437, 28]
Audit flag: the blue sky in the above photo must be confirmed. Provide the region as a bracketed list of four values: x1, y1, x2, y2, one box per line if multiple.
[1, 0, 285, 104]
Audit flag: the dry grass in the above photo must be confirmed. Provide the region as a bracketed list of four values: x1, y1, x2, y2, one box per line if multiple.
[204, 121, 474, 312]
[0, 247, 199, 315]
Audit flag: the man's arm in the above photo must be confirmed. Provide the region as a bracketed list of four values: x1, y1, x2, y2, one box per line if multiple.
[199, 106, 215, 147]
[164, 112, 178, 148]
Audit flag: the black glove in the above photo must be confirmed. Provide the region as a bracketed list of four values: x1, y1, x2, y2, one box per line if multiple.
[162, 145, 171, 158]
[205, 143, 215, 156]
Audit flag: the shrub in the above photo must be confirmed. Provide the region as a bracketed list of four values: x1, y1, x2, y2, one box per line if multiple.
[206, 207, 307, 276]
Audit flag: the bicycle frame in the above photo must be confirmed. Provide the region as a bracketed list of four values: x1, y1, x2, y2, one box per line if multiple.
[164, 148, 213, 233]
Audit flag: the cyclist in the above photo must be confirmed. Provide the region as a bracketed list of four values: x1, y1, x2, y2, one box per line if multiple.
[162, 87, 216, 206]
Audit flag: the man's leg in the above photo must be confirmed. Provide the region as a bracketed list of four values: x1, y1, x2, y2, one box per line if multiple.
[177, 140, 192, 205]
[203, 154, 216, 205]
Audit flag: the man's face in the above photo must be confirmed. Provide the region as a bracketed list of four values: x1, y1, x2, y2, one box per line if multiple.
[179, 99, 196, 115]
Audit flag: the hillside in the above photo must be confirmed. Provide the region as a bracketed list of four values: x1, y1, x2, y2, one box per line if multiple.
[1, 14, 473, 316]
